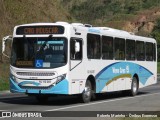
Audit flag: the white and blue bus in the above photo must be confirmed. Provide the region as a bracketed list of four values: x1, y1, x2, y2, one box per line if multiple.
[2, 22, 157, 103]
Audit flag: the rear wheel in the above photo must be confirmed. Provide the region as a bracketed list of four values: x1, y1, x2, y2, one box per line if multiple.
[81, 80, 92, 103]
[130, 77, 138, 96]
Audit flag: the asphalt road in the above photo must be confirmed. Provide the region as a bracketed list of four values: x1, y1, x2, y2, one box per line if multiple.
[0, 78, 160, 119]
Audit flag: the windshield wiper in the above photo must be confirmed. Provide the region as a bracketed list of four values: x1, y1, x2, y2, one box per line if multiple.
[39, 34, 53, 51]
[35, 35, 53, 59]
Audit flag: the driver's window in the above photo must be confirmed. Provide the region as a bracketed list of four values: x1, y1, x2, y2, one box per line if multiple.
[70, 38, 82, 60]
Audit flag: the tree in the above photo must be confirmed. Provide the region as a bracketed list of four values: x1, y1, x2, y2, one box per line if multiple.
[151, 19, 160, 62]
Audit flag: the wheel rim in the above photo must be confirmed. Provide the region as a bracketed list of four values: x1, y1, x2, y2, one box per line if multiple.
[133, 81, 137, 93]
[83, 86, 91, 99]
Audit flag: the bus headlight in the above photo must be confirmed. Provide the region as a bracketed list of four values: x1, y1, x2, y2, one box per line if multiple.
[10, 73, 17, 83]
[56, 74, 66, 84]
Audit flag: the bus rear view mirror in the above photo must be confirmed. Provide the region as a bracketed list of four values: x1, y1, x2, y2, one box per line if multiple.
[2, 35, 13, 58]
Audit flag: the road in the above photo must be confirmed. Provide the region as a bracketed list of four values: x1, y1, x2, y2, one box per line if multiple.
[0, 78, 160, 119]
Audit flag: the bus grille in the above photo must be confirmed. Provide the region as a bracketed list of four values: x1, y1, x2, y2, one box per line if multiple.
[19, 85, 53, 90]
[16, 72, 55, 76]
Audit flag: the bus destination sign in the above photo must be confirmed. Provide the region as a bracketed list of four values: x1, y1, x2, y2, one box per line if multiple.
[16, 26, 64, 35]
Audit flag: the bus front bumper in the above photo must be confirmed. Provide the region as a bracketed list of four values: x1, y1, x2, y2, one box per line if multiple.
[10, 78, 69, 95]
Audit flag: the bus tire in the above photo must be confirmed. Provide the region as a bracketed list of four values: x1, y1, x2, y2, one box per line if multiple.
[130, 77, 138, 96]
[91, 92, 96, 101]
[81, 80, 92, 103]
[35, 95, 49, 104]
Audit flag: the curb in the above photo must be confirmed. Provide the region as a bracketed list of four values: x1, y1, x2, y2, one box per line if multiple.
[0, 90, 10, 94]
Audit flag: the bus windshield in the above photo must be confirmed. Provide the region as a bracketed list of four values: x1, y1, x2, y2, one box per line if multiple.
[11, 37, 67, 68]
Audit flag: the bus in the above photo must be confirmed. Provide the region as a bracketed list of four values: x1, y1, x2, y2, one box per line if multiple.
[2, 22, 157, 103]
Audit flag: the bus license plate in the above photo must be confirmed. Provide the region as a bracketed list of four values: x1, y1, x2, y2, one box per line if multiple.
[39, 80, 51, 84]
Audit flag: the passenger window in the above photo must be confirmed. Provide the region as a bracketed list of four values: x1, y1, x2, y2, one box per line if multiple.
[70, 38, 82, 60]
[87, 34, 101, 59]
[136, 41, 145, 61]
[114, 38, 125, 60]
[153, 43, 156, 61]
[102, 36, 113, 60]
[146, 42, 153, 61]
[126, 39, 135, 60]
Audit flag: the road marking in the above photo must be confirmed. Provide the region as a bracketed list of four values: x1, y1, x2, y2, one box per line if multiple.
[46, 92, 160, 111]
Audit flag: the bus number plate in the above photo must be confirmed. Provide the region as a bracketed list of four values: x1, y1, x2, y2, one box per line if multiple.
[39, 80, 51, 84]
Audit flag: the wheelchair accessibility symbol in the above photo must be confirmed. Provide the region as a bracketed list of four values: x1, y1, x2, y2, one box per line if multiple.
[35, 60, 43, 68]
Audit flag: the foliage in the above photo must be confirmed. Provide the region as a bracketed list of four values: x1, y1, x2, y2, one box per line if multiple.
[151, 19, 160, 62]
[0, 63, 9, 91]
[65, 0, 160, 25]
[158, 62, 160, 73]
[151, 19, 160, 43]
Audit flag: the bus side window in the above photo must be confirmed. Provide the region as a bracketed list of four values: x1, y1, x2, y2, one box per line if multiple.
[146, 42, 153, 61]
[87, 34, 101, 59]
[136, 41, 145, 61]
[70, 38, 82, 60]
[153, 43, 156, 61]
[102, 36, 113, 60]
[114, 38, 125, 60]
[126, 39, 135, 60]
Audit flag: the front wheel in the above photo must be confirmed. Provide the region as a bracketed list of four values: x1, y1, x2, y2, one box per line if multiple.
[81, 80, 92, 103]
[130, 77, 139, 96]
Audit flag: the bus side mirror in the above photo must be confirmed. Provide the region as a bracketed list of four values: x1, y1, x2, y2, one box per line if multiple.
[2, 35, 13, 58]
[75, 41, 80, 53]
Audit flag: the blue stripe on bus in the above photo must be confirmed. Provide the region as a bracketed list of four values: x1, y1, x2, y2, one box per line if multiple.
[95, 62, 153, 93]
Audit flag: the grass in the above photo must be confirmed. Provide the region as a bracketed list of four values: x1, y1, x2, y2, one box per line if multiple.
[158, 62, 160, 74]
[0, 63, 10, 91]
